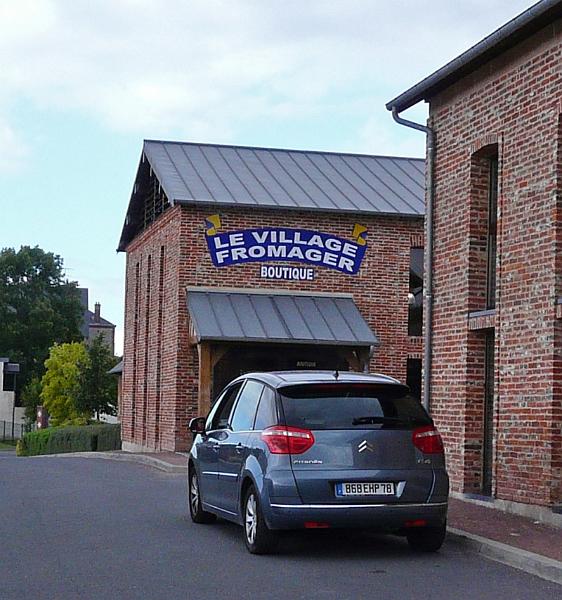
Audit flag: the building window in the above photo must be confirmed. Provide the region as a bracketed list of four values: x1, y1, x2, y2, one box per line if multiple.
[408, 247, 424, 336]
[132, 260, 141, 436]
[154, 246, 165, 446]
[481, 332, 495, 496]
[142, 254, 152, 443]
[469, 144, 499, 311]
[406, 357, 422, 400]
[486, 158, 498, 309]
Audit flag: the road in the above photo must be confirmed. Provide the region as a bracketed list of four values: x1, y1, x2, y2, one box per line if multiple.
[0, 454, 559, 600]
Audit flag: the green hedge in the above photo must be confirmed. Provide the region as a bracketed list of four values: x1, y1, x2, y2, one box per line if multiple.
[17, 424, 121, 457]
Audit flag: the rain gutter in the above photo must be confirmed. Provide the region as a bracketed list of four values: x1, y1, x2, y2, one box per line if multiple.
[390, 108, 434, 413]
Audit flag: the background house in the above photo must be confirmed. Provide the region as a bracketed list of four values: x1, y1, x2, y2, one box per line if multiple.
[79, 288, 116, 356]
[0, 358, 25, 437]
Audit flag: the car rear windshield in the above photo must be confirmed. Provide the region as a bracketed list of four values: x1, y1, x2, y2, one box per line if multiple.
[279, 383, 431, 430]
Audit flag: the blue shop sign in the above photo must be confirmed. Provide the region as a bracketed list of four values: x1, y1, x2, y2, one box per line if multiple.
[204, 215, 367, 275]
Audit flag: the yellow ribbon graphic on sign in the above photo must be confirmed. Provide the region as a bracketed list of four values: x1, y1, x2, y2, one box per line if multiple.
[205, 214, 222, 236]
[352, 224, 368, 246]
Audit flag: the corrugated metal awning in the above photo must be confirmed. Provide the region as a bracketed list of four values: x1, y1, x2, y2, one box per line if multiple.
[108, 360, 123, 375]
[187, 289, 378, 347]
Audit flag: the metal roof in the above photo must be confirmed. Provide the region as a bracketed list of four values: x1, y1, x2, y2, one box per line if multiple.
[118, 140, 425, 251]
[386, 0, 562, 112]
[187, 289, 378, 347]
[108, 360, 123, 375]
[145, 140, 424, 215]
[85, 310, 115, 329]
[227, 370, 402, 389]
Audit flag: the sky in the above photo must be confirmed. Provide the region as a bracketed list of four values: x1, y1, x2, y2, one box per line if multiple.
[0, 0, 533, 354]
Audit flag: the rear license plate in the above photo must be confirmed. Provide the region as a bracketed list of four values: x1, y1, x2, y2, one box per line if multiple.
[335, 482, 395, 497]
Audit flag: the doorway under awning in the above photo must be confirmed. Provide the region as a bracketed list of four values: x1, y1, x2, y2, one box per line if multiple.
[186, 288, 379, 415]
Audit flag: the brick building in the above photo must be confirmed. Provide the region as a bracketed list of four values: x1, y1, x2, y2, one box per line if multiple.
[118, 141, 425, 452]
[387, 0, 562, 512]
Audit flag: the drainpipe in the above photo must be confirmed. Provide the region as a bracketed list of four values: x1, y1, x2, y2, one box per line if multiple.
[391, 107, 435, 413]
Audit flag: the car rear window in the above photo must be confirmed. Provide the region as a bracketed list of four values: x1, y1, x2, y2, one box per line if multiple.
[279, 383, 431, 430]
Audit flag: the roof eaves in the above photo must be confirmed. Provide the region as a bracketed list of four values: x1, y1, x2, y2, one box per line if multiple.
[141, 141, 178, 209]
[108, 360, 123, 375]
[195, 335, 375, 347]
[386, 0, 562, 112]
[117, 149, 148, 252]
[173, 198, 424, 218]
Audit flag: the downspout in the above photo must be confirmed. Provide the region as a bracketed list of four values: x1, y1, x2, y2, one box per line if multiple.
[391, 107, 435, 413]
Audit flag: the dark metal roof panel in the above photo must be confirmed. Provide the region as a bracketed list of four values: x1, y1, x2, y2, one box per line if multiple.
[108, 360, 123, 375]
[145, 142, 190, 201]
[187, 290, 378, 346]
[85, 310, 115, 328]
[386, 0, 562, 112]
[142, 140, 425, 217]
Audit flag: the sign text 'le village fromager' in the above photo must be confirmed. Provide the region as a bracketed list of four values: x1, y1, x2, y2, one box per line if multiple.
[204, 215, 368, 276]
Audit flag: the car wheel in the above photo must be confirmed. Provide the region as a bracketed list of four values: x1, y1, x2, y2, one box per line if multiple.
[406, 522, 446, 552]
[188, 468, 216, 524]
[243, 485, 278, 554]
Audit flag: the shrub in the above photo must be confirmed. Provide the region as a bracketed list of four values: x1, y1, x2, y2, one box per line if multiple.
[41, 342, 89, 425]
[17, 424, 121, 457]
[96, 424, 121, 451]
[15, 439, 26, 456]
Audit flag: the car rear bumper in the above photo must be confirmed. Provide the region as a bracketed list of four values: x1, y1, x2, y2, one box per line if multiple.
[265, 500, 448, 530]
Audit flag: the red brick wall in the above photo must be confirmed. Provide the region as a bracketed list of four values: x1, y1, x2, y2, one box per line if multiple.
[553, 111, 562, 505]
[428, 20, 562, 506]
[122, 208, 184, 451]
[122, 204, 423, 451]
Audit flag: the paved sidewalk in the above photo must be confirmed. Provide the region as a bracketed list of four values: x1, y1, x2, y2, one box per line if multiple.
[447, 497, 562, 585]
[448, 498, 561, 562]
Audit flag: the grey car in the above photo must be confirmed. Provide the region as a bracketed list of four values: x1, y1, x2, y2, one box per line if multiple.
[188, 371, 448, 554]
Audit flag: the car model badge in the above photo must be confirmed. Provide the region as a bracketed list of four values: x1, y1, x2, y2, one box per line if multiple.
[358, 440, 375, 453]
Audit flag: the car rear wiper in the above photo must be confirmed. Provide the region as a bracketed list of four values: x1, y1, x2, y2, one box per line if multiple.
[352, 416, 425, 426]
[352, 416, 402, 425]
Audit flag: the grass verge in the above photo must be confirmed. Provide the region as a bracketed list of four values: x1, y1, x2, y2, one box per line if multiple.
[0, 440, 17, 451]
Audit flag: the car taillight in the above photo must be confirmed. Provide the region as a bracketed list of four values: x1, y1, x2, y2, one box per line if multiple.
[412, 426, 444, 454]
[261, 426, 315, 454]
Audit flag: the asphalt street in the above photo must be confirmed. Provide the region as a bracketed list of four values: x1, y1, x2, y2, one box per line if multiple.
[0, 454, 559, 600]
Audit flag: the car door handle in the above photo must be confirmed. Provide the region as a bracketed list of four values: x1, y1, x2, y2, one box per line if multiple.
[235, 443, 244, 454]
[211, 443, 220, 452]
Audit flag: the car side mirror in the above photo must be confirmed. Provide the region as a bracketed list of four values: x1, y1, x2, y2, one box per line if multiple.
[189, 417, 206, 435]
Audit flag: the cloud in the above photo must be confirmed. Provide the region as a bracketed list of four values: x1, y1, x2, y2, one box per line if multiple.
[0, 0, 533, 156]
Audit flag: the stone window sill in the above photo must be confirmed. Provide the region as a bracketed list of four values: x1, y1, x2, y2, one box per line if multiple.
[468, 309, 495, 330]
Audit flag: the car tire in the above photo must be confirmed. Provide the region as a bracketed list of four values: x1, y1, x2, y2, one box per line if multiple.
[188, 468, 216, 524]
[243, 485, 278, 555]
[406, 522, 446, 552]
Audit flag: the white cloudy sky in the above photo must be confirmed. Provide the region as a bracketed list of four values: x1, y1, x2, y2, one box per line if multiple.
[0, 0, 532, 353]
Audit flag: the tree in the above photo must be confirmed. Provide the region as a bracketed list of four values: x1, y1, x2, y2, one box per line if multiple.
[41, 342, 88, 425]
[20, 375, 42, 422]
[76, 334, 119, 420]
[0, 246, 83, 417]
